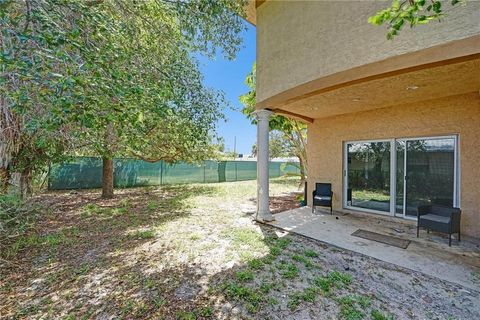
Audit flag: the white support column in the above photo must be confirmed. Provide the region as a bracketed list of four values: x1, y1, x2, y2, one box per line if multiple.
[254, 109, 274, 222]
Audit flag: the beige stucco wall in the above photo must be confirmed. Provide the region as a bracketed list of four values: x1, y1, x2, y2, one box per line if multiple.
[256, 0, 480, 103]
[306, 93, 480, 238]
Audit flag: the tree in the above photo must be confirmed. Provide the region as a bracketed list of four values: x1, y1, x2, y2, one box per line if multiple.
[240, 63, 308, 187]
[1, 0, 246, 198]
[251, 131, 294, 160]
[369, 0, 467, 39]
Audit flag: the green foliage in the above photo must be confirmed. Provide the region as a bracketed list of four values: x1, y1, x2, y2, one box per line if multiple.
[281, 263, 299, 279]
[371, 309, 395, 320]
[223, 282, 264, 313]
[369, 0, 467, 39]
[288, 286, 321, 310]
[251, 131, 295, 159]
[247, 258, 264, 270]
[240, 63, 308, 183]
[1, 0, 247, 194]
[291, 253, 313, 268]
[236, 270, 254, 282]
[130, 230, 156, 240]
[287, 292, 303, 310]
[197, 306, 213, 317]
[337, 296, 364, 320]
[313, 270, 352, 294]
[304, 249, 319, 258]
[176, 311, 196, 320]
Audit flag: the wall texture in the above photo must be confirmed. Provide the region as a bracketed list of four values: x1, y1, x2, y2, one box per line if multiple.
[306, 93, 480, 238]
[256, 0, 480, 103]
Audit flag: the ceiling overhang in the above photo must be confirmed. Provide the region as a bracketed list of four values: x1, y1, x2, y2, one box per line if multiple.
[257, 35, 480, 121]
[244, 0, 267, 25]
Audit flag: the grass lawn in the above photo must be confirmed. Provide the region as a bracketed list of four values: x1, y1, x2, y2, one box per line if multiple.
[352, 189, 390, 202]
[1, 178, 478, 319]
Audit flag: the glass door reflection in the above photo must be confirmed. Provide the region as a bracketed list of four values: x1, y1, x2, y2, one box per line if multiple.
[404, 138, 455, 217]
[347, 141, 391, 212]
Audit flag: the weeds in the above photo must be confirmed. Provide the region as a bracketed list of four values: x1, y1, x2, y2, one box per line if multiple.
[259, 282, 275, 294]
[176, 311, 196, 320]
[0, 194, 40, 246]
[371, 309, 395, 320]
[337, 295, 364, 320]
[287, 286, 322, 309]
[248, 258, 264, 270]
[287, 292, 302, 310]
[130, 229, 156, 240]
[281, 263, 299, 279]
[236, 270, 254, 282]
[291, 253, 314, 268]
[304, 249, 319, 258]
[223, 282, 263, 313]
[3, 227, 78, 259]
[197, 306, 213, 317]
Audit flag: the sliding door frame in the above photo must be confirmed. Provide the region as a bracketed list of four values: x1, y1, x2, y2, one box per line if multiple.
[343, 135, 460, 219]
[343, 138, 395, 216]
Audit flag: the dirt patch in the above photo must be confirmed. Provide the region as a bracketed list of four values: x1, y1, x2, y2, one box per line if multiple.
[270, 193, 302, 214]
[248, 191, 303, 215]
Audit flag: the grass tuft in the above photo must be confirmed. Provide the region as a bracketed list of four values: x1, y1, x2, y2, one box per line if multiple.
[236, 270, 254, 282]
[281, 263, 300, 279]
[130, 230, 156, 240]
[371, 309, 395, 320]
[304, 249, 319, 258]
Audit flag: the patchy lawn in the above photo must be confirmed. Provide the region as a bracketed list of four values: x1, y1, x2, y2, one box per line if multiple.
[1, 178, 479, 319]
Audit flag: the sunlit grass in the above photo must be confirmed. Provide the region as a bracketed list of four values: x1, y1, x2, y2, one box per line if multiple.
[352, 189, 390, 202]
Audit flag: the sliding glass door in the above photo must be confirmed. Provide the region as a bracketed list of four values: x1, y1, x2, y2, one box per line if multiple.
[401, 137, 456, 217]
[344, 136, 458, 219]
[346, 141, 391, 213]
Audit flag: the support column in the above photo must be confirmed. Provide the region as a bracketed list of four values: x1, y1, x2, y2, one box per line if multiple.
[254, 109, 274, 222]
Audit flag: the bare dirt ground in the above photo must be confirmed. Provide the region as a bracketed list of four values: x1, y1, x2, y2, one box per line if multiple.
[1, 178, 479, 320]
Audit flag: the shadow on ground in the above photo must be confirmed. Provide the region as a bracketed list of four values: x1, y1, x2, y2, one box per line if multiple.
[1, 181, 479, 319]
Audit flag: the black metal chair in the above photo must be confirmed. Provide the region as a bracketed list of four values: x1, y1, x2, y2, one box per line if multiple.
[312, 183, 333, 214]
[417, 205, 461, 246]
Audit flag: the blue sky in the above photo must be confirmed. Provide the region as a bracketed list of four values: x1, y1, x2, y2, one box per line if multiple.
[197, 22, 256, 155]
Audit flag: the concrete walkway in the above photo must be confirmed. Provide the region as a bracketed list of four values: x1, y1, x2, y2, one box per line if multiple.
[268, 206, 480, 290]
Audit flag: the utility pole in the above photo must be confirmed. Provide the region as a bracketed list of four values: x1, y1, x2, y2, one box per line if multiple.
[233, 136, 236, 161]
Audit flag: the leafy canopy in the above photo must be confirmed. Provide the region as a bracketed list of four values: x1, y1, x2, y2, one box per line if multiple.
[369, 0, 466, 39]
[1, 0, 247, 181]
[240, 63, 308, 184]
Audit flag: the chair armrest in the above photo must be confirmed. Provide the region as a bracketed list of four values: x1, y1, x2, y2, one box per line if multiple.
[451, 208, 461, 221]
[451, 208, 461, 232]
[417, 205, 431, 218]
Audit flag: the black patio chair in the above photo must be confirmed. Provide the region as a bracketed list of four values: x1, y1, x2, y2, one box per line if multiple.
[417, 205, 461, 246]
[312, 183, 333, 214]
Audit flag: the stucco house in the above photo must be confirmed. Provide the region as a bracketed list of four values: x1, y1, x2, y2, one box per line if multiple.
[245, 1, 480, 238]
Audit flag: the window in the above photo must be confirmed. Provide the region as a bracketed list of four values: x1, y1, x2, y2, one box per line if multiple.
[344, 136, 458, 218]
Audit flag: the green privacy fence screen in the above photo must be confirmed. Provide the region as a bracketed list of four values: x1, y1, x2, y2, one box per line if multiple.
[48, 157, 300, 190]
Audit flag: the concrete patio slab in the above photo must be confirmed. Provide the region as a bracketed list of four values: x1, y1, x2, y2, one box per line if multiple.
[267, 206, 480, 290]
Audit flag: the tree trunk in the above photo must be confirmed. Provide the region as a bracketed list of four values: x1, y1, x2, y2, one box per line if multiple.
[19, 168, 33, 199]
[0, 167, 9, 194]
[102, 157, 114, 199]
[298, 156, 306, 189]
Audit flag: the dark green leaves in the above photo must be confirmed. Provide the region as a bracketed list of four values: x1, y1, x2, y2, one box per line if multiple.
[2, 0, 245, 182]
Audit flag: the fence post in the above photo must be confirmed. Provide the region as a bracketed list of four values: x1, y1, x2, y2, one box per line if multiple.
[160, 161, 163, 185]
[235, 162, 238, 181]
[47, 162, 51, 190]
